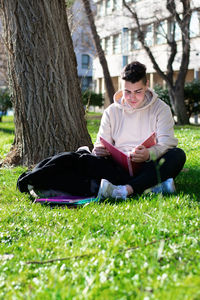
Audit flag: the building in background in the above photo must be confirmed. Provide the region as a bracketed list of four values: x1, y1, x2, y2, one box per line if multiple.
[93, 0, 200, 97]
[0, 3, 96, 92]
[68, 0, 96, 91]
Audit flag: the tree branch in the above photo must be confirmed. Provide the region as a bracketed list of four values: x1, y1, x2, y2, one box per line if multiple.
[82, 0, 115, 103]
[175, 0, 191, 87]
[26, 227, 200, 265]
[123, 0, 171, 86]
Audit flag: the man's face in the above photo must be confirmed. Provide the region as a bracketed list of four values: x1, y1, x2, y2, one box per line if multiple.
[122, 79, 148, 109]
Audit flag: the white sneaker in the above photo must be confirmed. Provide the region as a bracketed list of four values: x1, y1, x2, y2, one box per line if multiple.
[151, 178, 176, 194]
[98, 179, 128, 200]
[162, 178, 176, 193]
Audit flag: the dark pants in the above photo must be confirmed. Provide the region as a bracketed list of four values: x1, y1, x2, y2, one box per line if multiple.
[90, 147, 186, 195]
[17, 148, 186, 197]
[126, 147, 186, 194]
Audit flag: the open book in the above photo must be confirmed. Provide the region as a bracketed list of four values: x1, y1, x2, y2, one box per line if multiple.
[100, 132, 156, 176]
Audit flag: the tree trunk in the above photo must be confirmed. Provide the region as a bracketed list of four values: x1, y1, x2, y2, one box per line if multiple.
[82, 0, 115, 104]
[168, 84, 189, 124]
[174, 86, 189, 125]
[1, 0, 93, 166]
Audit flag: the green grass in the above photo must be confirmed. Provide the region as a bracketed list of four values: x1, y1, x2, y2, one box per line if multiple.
[0, 116, 15, 160]
[0, 115, 200, 300]
[86, 113, 102, 143]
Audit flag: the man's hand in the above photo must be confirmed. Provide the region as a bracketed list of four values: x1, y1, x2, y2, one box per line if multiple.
[130, 145, 150, 162]
[92, 146, 110, 157]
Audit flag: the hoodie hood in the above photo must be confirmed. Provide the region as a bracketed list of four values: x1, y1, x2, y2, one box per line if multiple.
[113, 88, 158, 113]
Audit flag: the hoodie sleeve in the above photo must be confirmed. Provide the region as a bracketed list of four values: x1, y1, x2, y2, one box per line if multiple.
[94, 107, 114, 148]
[149, 101, 178, 160]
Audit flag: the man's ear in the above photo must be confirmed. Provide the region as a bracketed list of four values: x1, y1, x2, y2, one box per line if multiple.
[146, 80, 150, 87]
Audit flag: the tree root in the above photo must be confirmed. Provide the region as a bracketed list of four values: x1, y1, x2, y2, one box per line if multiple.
[0, 145, 21, 167]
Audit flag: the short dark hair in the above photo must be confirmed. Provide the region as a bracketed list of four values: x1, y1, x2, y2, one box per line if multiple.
[121, 61, 147, 84]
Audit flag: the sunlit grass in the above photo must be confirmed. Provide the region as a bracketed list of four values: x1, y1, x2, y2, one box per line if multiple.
[0, 116, 15, 160]
[86, 113, 101, 143]
[0, 115, 200, 299]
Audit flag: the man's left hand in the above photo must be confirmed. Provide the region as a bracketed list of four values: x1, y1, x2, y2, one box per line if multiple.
[130, 145, 150, 162]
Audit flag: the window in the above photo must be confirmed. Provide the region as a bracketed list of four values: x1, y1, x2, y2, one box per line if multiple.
[169, 20, 182, 41]
[122, 28, 129, 54]
[144, 24, 154, 47]
[81, 77, 92, 91]
[190, 11, 200, 37]
[122, 55, 128, 67]
[82, 54, 90, 69]
[155, 21, 167, 45]
[113, 0, 122, 9]
[113, 0, 118, 10]
[125, 0, 140, 2]
[105, 0, 112, 15]
[131, 30, 141, 50]
[113, 34, 121, 54]
[174, 22, 182, 41]
[105, 37, 112, 55]
[100, 39, 104, 50]
[98, 0, 104, 17]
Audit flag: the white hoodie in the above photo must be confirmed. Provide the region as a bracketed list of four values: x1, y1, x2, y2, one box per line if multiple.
[95, 88, 178, 160]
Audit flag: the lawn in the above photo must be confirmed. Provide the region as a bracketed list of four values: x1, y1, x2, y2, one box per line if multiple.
[0, 115, 200, 300]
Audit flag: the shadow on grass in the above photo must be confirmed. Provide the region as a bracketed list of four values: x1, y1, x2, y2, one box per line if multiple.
[175, 124, 200, 130]
[0, 127, 15, 135]
[101, 168, 200, 206]
[176, 167, 200, 201]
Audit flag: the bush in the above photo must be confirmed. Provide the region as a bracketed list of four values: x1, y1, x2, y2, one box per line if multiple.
[0, 88, 12, 122]
[184, 80, 200, 118]
[82, 90, 104, 108]
[154, 84, 171, 107]
[154, 81, 200, 118]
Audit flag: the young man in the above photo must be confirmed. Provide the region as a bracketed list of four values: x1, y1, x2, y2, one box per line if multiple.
[17, 61, 186, 200]
[93, 61, 186, 199]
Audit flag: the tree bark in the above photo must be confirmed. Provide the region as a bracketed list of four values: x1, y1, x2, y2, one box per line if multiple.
[167, 84, 189, 124]
[1, 0, 93, 166]
[82, 0, 115, 104]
